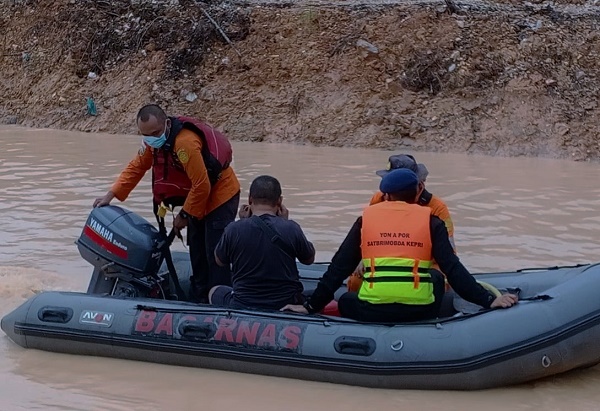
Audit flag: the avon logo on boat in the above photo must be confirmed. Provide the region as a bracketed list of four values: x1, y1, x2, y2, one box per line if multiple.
[79, 310, 114, 327]
[89, 217, 113, 243]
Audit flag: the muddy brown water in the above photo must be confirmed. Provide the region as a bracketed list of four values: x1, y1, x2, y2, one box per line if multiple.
[1, 126, 600, 410]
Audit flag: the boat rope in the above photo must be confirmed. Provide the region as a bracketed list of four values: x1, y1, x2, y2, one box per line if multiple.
[516, 263, 589, 272]
[519, 294, 553, 301]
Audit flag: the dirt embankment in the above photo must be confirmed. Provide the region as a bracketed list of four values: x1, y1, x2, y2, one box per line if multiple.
[1, 0, 600, 160]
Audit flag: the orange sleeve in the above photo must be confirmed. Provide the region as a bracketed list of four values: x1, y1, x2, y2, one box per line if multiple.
[204, 166, 240, 214]
[347, 273, 363, 292]
[173, 130, 211, 219]
[111, 144, 153, 201]
[369, 191, 384, 206]
[428, 195, 456, 250]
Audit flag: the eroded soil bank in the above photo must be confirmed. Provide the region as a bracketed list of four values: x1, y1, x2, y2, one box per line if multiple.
[1, 0, 600, 160]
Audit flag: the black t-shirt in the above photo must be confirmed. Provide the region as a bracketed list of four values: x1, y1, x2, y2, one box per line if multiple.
[214, 214, 315, 310]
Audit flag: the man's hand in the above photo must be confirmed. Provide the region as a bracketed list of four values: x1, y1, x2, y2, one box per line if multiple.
[93, 191, 115, 208]
[173, 212, 189, 236]
[280, 304, 308, 314]
[354, 261, 366, 277]
[490, 293, 518, 309]
[276, 203, 289, 220]
[239, 204, 252, 219]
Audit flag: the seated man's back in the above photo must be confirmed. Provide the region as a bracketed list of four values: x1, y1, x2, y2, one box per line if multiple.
[212, 175, 315, 310]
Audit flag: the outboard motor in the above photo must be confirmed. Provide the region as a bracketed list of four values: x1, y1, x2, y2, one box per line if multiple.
[77, 205, 170, 298]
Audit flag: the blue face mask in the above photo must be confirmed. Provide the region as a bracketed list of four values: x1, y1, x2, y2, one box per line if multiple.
[143, 134, 167, 148]
[142, 122, 169, 148]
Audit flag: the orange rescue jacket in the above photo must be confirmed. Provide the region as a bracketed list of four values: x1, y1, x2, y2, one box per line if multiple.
[347, 191, 454, 292]
[359, 201, 435, 305]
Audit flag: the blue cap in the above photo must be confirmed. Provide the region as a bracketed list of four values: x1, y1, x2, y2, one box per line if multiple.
[379, 169, 419, 194]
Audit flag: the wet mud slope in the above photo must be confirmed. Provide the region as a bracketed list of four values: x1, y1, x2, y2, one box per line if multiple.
[1, 0, 600, 160]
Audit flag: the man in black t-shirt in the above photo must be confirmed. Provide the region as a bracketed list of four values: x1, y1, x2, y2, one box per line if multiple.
[210, 175, 315, 310]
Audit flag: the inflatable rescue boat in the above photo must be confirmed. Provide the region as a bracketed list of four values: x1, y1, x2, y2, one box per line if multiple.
[3, 206, 600, 390]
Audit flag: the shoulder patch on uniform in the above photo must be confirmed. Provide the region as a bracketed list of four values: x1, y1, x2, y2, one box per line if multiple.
[177, 149, 189, 164]
[138, 145, 146, 156]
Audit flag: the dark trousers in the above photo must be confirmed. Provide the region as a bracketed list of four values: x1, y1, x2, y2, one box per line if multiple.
[338, 269, 446, 323]
[188, 192, 240, 300]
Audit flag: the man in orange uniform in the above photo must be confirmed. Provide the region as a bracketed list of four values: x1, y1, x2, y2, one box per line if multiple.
[347, 154, 454, 292]
[372, 154, 455, 248]
[94, 104, 240, 303]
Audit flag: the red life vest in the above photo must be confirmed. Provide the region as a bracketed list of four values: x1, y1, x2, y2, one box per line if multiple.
[177, 116, 232, 171]
[152, 117, 233, 207]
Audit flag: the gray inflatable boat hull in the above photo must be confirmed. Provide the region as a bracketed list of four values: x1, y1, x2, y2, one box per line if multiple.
[3, 259, 600, 390]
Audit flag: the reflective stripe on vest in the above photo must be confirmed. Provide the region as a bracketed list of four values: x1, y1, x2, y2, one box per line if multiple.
[359, 201, 434, 305]
[359, 257, 433, 304]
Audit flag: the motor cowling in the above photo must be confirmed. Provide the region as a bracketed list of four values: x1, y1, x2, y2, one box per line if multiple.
[77, 206, 164, 278]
